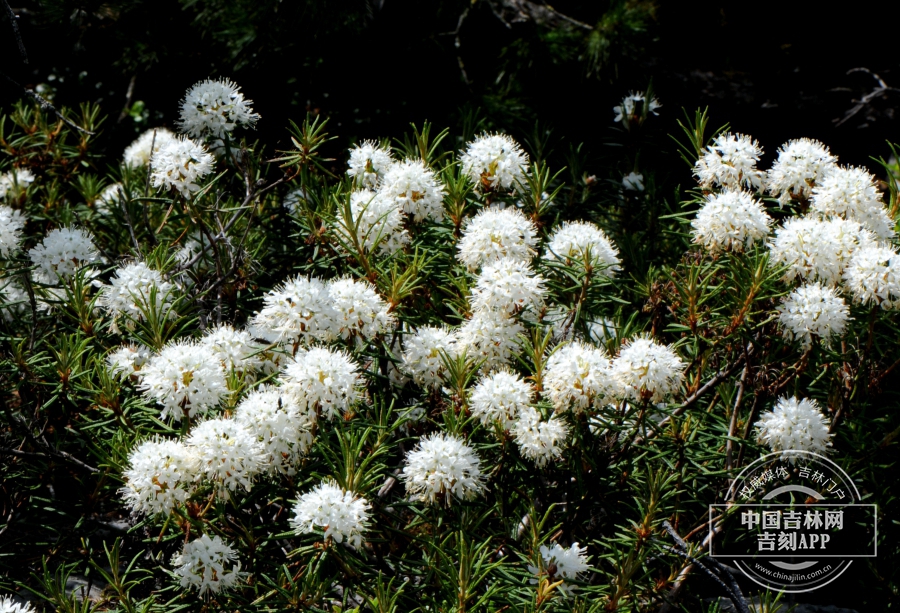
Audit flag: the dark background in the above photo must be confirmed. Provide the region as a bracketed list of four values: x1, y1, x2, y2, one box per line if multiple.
[2, 0, 897, 172]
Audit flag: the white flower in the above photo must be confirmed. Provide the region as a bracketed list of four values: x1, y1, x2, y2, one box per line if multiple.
[0, 596, 36, 613]
[177, 78, 260, 140]
[327, 277, 394, 340]
[347, 141, 394, 189]
[107, 343, 152, 379]
[95, 182, 126, 215]
[98, 262, 175, 331]
[290, 481, 370, 548]
[280, 346, 362, 419]
[610, 336, 685, 403]
[123, 128, 177, 168]
[781, 211, 870, 273]
[234, 385, 313, 476]
[402, 432, 485, 505]
[693, 133, 764, 190]
[778, 283, 850, 347]
[613, 91, 661, 125]
[455, 309, 524, 372]
[756, 397, 831, 456]
[150, 136, 215, 198]
[249, 275, 337, 346]
[28, 227, 100, 280]
[544, 341, 612, 413]
[139, 340, 229, 422]
[171, 534, 242, 596]
[200, 324, 262, 374]
[460, 133, 529, 192]
[470, 257, 546, 316]
[335, 189, 409, 254]
[457, 207, 538, 272]
[768, 216, 873, 285]
[0, 168, 35, 200]
[766, 138, 837, 203]
[544, 221, 621, 276]
[380, 159, 446, 222]
[469, 370, 532, 430]
[187, 418, 266, 492]
[121, 437, 198, 516]
[622, 172, 644, 192]
[810, 166, 896, 240]
[843, 243, 900, 309]
[0, 278, 28, 323]
[691, 189, 772, 253]
[401, 326, 457, 388]
[513, 406, 567, 467]
[0, 205, 25, 257]
[528, 542, 590, 597]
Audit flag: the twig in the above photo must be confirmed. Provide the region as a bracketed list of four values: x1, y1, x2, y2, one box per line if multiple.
[117, 74, 136, 124]
[2, 0, 28, 64]
[725, 363, 749, 471]
[834, 68, 900, 127]
[0, 71, 95, 135]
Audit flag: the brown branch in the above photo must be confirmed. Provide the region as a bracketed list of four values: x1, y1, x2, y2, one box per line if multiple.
[2, 0, 28, 64]
[0, 71, 95, 135]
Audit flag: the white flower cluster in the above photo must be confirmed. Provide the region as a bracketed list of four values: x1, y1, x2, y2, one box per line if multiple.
[455, 307, 524, 372]
[694, 133, 764, 190]
[766, 138, 837, 203]
[469, 369, 532, 429]
[470, 257, 546, 316]
[610, 335, 685, 403]
[327, 277, 395, 340]
[756, 396, 832, 456]
[280, 346, 362, 419]
[810, 166, 895, 241]
[457, 207, 537, 271]
[171, 534, 242, 596]
[290, 481, 370, 548]
[187, 418, 267, 492]
[402, 432, 485, 505]
[138, 340, 229, 421]
[0, 204, 25, 257]
[98, 261, 174, 331]
[528, 542, 591, 597]
[201, 324, 263, 374]
[460, 133, 530, 192]
[121, 437, 198, 516]
[843, 244, 900, 309]
[178, 78, 260, 140]
[778, 283, 850, 347]
[347, 141, 394, 189]
[0, 279, 27, 323]
[336, 189, 409, 254]
[107, 343, 152, 379]
[0, 167, 34, 199]
[544, 221, 621, 276]
[150, 136, 215, 198]
[235, 386, 312, 475]
[513, 406, 568, 467]
[545, 341, 612, 413]
[400, 325, 457, 388]
[123, 128, 177, 167]
[622, 171, 644, 191]
[28, 227, 100, 281]
[691, 189, 772, 253]
[250, 275, 393, 346]
[380, 159, 446, 223]
[768, 216, 872, 285]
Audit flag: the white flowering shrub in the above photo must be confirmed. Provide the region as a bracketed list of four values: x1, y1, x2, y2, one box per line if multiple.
[0, 90, 898, 612]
